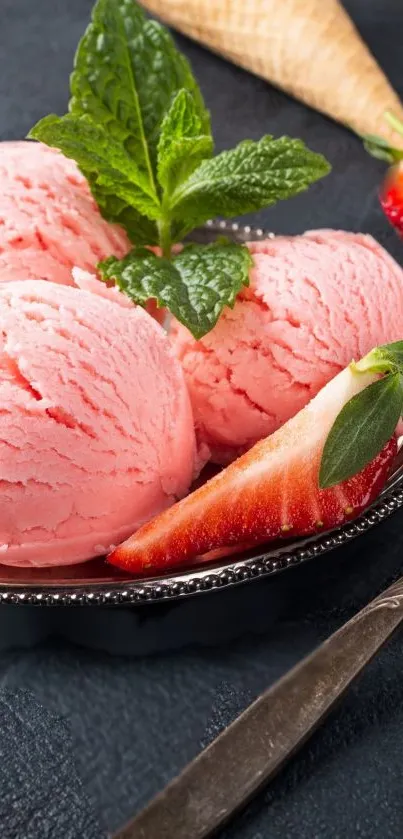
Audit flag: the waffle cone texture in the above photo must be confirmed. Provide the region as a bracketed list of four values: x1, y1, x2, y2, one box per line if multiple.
[142, 0, 403, 146]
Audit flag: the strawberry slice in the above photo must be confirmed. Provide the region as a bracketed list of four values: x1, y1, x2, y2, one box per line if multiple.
[109, 365, 397, 574]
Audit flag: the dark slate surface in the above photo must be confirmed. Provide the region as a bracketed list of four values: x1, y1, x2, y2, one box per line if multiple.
[0, 689, 103, 838]
[1, 1, 403, 837]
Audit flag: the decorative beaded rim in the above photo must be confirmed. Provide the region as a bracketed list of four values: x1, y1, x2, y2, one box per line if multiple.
[1, 221, 402, 607]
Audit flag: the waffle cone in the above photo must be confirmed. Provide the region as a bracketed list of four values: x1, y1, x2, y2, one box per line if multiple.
[142, 0, 403, 147]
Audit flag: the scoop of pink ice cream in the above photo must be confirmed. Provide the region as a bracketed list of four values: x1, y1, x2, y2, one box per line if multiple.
[171, 230, 403, 464]
[0, 140, 130, 284]
[0, 278, 196, 567]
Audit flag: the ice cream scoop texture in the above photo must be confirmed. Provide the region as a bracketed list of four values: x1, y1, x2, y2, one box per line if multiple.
[171, 230, 403, 463]
[0, 276, 196, 566]
[0, 141, 130, 285]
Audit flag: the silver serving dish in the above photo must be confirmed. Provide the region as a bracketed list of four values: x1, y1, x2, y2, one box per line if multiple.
[1, 221, 403, 608]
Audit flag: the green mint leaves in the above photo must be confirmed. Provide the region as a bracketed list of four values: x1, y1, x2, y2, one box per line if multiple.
[29, 0, 210, 246]
[320, 341, 403, 489]
[70, 0, 211, 178]
[170, 136, 330, 238]
[29, 0, 330, 337]
[157, 90, 214, 195]
[99, 242, 252, 339]
[29, 113, 161, 220]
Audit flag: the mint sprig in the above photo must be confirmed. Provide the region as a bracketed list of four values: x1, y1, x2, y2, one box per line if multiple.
[99, 242, 252, 339]
[320, 341, 403, 489]
[29, 0, 330, 338]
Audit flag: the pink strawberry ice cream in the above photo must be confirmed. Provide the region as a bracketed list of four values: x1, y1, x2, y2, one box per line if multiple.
[0, 141, 130, 285]
[171, 230, 403, 464]
[0, 274, 196, 567]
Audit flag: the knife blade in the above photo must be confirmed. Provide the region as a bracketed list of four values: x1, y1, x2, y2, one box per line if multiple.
[113, 573, 403, 839]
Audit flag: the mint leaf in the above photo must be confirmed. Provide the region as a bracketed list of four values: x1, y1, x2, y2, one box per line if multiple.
[31, 0, 212, 246]
[29, 114, 161, 223]
[170, 136, 331, 235]
[172, 243, 252, 336]
[100, 247, 177, 308]
[86, 185, 159, 245]
[319, 373, 403, 489]
[157, 90, 213, 194]
[99, 242, 252, 339]
[70, 0, 210, 179]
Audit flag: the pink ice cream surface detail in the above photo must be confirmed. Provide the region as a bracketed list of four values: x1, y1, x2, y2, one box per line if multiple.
[0, 141, 130, 285]
[0, 278, 196, 567]
[171, 230, 403, 464]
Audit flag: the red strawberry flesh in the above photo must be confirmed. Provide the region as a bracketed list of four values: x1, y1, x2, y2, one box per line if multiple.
[381, 165, 403, 236]
[109, 367, 397, 574]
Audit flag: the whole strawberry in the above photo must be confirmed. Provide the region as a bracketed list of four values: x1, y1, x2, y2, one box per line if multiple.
[364, 112, 403, 237]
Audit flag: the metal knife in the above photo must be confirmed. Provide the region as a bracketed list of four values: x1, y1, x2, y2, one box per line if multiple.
[113, 573, 403, 839]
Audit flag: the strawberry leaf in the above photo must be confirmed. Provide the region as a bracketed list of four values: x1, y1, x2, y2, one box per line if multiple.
[320, 373, 403, 489]
[363, 113, 403, 163]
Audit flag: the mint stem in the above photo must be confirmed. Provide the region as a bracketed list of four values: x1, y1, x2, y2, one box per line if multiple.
[158, 215, 172, 259]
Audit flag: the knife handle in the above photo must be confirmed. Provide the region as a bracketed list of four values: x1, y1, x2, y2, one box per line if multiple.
[114, 576, 403, 839]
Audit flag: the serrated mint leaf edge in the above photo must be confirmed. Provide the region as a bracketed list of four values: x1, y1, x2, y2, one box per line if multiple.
[69, 0, 210, 180]
[169, 135, 331, 224]
[70, 0, 157, 194]
[98, 242, 252, 339]
[157, 89, 213, 193]
[172, 243, 252, 336]
[99, 248, 178, 307]
[28, 114, 162, 221]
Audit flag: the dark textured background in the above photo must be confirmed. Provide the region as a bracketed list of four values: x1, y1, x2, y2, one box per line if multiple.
[1, 1, 403, 837]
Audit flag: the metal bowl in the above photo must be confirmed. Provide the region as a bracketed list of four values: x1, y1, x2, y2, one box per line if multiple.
[1, 221, 403, 608]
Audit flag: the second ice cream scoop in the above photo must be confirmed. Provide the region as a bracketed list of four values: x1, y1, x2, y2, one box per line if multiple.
[171, 230, 403, 464]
